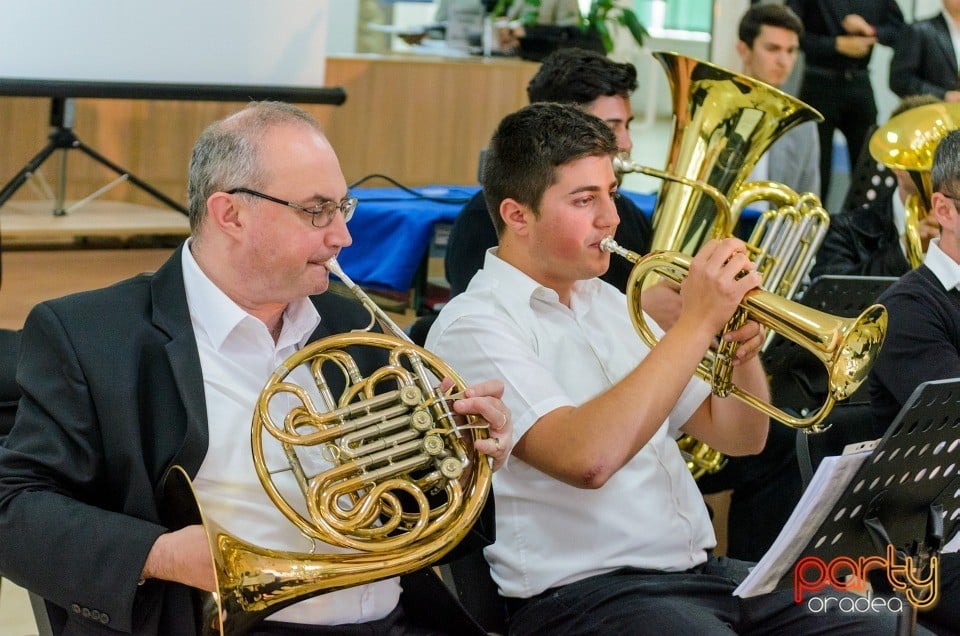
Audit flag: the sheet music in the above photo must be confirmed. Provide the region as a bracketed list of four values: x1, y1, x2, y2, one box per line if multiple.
[733, 443, 875, 598]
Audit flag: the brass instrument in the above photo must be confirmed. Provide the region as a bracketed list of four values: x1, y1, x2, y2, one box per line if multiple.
[869, 102, 960, 268]
[601, 238, 888, 433]
[620, 51, 824, 254]
[164, 258, 492, 635]
[613, 52, 829, 477]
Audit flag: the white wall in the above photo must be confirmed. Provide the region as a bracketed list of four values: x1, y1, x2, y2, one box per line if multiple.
[0, 0, 330, 87]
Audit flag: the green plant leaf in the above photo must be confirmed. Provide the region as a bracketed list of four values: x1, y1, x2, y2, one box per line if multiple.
[619, 9, 649, 47]
[594, 19, 613, 53]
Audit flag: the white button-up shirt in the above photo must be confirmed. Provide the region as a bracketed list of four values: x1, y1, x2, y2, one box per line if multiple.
[183, 242, 401, 625]
[426, 250, 715, 599]
[924, 237, 960, 291]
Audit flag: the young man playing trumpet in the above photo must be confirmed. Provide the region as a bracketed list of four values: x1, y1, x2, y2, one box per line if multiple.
[427, 102, 901, 633]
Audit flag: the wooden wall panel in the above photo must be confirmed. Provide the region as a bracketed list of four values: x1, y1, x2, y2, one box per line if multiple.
[0, 55, 539, 209]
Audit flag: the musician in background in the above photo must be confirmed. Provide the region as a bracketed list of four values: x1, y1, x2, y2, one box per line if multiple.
[787, 0, 906, 202]
[890, 0, 960, 102]
[0, 101, 512, 636]
[810, 94, 942, 279]
[443, 47, 667, 315]
[737, 3, 820, 197]
[867, 128, 960, 636]
[427, 101, 900, 634]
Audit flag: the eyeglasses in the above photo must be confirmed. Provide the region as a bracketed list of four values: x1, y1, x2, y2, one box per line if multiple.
[227, 187, 357, 228]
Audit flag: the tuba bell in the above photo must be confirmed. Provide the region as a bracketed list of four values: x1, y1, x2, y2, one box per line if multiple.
[869, 102, 960, 268]
[618, 51, 824, 254]
[601, 238, 888, 433]
[162, 259, 492, 635]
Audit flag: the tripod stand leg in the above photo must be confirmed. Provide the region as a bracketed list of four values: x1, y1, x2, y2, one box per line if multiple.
[0, 141, 60, 208]
[54, 148, 69, 216]
[75, 142, 187, 215]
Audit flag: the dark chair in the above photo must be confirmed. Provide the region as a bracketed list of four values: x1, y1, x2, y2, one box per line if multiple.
[445, 551, 508, 636]
[0, 328, 21, 442]
[406, 314, 438, 348]
[839, 124, 897, 215]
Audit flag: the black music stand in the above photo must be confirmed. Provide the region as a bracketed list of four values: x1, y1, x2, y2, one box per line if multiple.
[737, 378, 960, 635]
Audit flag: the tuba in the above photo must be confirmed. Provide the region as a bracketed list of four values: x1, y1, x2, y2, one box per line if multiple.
[869, 102, 960, 268]
[601, 238, 888, 432]
[614, 52, 830, 476]
[162, 258, 492, 636]
[618, 51, 825, 254]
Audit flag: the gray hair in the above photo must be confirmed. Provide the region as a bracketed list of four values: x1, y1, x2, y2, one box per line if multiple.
[186, 101, 323, 231]
[932, 129, 960, 196]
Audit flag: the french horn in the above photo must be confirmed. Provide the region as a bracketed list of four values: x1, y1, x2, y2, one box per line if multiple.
[869, 102, 960, 268]
[163, 259, 492, 635]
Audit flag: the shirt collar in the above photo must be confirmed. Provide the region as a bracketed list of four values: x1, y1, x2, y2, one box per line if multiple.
[923, 238, 960, 292]
[181, 238, 321, 350]
[479, 248, 605, 315]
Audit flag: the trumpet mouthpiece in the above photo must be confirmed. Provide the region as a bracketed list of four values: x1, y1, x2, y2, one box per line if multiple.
[599, 236, 622, 254]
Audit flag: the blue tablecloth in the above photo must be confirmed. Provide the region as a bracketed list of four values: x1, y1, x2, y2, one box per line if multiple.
[340, 186, 659, 293]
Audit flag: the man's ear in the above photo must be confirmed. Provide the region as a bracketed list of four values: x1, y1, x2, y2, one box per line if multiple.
[930, 192, 955, 227]
[500, 197, 533, 237]
[206, 191, 243, 237]
[735, 40, 750, 66]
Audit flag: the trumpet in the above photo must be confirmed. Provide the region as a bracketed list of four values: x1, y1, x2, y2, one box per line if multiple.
[162, 258, 492, 635]
[600, 238, 888, 433]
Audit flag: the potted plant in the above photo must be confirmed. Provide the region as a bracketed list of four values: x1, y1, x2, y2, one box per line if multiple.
[491, 0, 648, 55]
[582, 0, 649, 53]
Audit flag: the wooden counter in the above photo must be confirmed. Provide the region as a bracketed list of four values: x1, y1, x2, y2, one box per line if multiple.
[0, 55, 539, 211]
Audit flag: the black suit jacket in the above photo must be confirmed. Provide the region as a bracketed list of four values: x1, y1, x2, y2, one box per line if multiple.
[444, 190, 654, 297]
[890, 13, 959, 99]
[0, 245, 488, 635]
[809, 194, 910, 279]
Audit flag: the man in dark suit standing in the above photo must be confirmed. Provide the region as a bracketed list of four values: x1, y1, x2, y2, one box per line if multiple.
[0, 101, 512, 636]
[890, 0, 960, 102]
[787, 0, 906, 200]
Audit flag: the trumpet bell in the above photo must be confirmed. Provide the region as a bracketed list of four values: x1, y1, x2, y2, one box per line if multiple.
[601, 238, 888, 432]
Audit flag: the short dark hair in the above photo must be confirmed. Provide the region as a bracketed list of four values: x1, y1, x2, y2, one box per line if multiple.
[932, 129, 960, 195]
[526, 48, 637, 105]
[738, 4, 803, 48]
[482, 102, 618, 236]
[890, 94, 940, 119]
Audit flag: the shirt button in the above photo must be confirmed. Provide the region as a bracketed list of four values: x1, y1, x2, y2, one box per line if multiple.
[81, 607, 91, 618]
[100, 612, 110, 624]
[91, 609, 101, 621]
[71, 603, 81, 614]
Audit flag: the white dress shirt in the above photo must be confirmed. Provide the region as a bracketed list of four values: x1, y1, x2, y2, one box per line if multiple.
[426, 249, 715, 599]
[923, 237, 960, 291]
[182, 241, 401, 625]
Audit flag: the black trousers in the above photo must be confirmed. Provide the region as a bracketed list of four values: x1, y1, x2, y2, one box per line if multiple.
[506, 556, 914, 635]
[249, 606, 442, 636]
[799, 67, 877, 203]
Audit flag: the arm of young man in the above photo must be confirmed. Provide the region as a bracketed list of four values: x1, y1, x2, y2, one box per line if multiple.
[678, 320, 770, 458]
[432, 239, 762, 489]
